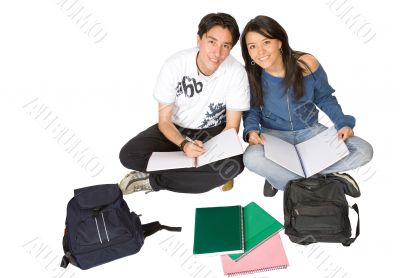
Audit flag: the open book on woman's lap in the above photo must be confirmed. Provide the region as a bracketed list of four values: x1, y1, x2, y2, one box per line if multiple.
[263, 127, 349, 177]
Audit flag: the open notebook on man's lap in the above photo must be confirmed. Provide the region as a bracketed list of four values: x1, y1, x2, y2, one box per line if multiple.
[146, 128, 243, 171]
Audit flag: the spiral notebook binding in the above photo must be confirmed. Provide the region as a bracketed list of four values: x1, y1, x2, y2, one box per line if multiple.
[227, 265, 287, 276]
[240, 206, 244, 252]
[234, 228, 283, 261]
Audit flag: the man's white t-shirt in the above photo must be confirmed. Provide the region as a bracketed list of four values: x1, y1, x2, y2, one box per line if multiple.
[153, 48, 250, 129]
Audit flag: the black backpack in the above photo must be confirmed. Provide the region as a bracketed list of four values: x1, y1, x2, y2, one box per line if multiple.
[283, 173, 360, 246]
[60, 184, 181, 269]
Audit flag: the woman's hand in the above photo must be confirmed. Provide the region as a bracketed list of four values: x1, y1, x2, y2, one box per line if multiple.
[183, 140, 205, 158]
[248, 131, 264, 145]
[338, 127, 354, 140]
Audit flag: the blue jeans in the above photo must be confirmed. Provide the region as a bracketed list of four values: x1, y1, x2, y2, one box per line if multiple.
[243, 124, 374, 191]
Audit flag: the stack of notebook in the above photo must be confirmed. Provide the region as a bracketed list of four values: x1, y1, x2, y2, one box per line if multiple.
[221, 233, 288, 276]
[193, 205, 244, 255]
[193, 202, 289, 276]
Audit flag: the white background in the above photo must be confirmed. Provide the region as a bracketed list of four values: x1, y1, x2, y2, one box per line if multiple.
[1, 0, 398, 277]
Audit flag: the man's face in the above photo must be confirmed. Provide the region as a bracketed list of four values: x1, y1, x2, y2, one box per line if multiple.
[196, 26, 233, 76]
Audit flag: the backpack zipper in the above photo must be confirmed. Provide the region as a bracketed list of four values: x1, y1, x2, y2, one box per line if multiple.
[94, 217, 103, 244]
[101, 212, 110, 242]
[93, 211, 111, 244]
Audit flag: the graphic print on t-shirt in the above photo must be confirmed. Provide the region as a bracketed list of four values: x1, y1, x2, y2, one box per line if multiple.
[198, 102, 226, 128]
[174, 75, 226, 128]
[175, 76, 203, 98]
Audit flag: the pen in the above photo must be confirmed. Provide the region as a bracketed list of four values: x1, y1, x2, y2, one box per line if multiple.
[259, 127, 266, 145]
[258, 127, 264, 136]
[185, 136, 199, 146]
[185, 136, 206, 153]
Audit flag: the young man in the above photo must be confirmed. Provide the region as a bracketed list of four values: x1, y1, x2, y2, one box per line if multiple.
[119, 13, 250, 194]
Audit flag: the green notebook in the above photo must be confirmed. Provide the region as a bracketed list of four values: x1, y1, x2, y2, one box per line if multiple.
[229, 202, 283, 261]
[193, 205, 244, 255]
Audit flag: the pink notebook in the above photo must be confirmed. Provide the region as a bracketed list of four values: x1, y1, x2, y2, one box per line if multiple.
[220, 233, 289, 276]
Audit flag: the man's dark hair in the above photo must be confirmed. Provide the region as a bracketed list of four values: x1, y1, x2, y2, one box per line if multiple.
[197, 13, 240, 47]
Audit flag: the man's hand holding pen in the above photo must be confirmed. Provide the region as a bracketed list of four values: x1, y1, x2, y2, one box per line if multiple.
[182, 136, 205, 158]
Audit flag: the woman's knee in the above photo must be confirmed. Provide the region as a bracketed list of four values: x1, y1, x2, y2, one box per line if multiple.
[243, 145, 263, 170]
[360, 139, 374, 164]
[350, 137, 374, 166]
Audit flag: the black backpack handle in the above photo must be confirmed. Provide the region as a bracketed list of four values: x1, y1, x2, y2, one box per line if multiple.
[342, 204, 360, 246]
[142, 221, 182, 238]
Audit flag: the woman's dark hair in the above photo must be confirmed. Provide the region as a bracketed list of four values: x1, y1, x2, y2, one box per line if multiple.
[241, 15, 308, 106]
[198, 13, 240, 47]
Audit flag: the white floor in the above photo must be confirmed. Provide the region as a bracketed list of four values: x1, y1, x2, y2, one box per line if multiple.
[2, 1, 398, 277]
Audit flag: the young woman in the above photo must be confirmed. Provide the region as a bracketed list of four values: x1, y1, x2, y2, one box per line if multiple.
[241, 15, 373, 196]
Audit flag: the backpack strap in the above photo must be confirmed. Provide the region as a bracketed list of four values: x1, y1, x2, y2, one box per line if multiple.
[142, 221, 182, 238]
[342, 204, 360, 246]
[60, 231, 78, 268]
[61, 251, 78, 268]
[60, 255, 69, 268]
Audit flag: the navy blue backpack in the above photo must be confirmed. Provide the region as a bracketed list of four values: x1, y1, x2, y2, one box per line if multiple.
[60, 184, 181, 270]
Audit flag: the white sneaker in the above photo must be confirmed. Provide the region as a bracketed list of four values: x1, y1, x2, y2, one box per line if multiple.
[118, 171, 152, 195]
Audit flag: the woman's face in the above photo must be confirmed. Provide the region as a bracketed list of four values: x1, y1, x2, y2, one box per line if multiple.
[245, 31, 282, 71]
